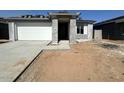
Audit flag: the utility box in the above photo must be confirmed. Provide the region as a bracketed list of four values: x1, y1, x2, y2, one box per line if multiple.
[94, 30, 102, 40]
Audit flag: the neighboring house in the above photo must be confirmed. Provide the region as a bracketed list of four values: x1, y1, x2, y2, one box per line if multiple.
[0, 18, 9, 40]
[2, 12, 95, 44]
[94, 16, 124, 40]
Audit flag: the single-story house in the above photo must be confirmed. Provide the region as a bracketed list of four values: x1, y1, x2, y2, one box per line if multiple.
[1, 12, 95, 44]
[94, 16, 124, 40]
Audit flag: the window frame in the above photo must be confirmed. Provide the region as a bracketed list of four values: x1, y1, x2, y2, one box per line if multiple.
[77, 26, 80, 34]
[77, 25, 84, 34]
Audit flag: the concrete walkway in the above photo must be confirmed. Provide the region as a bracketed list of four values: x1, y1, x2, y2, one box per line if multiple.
[44, 40, 70, 50]
[0, 41, 50, 82]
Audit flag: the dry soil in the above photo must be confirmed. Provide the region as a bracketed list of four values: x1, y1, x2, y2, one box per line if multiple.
[16, 41, 124, 82]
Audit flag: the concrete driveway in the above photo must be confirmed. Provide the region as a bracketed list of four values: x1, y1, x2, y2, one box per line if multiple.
[0, 40, 50, 82]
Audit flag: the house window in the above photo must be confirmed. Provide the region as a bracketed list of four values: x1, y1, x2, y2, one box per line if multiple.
[81, 26, 84, 34]
[77, 26, 84, 34]
[77, 26, 80, 34]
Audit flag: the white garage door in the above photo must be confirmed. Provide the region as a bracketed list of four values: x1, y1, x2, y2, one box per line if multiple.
[17, 22, 52, 40]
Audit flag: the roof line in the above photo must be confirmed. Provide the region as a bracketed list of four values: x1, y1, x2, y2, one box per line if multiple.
[95, 15, 124, 25]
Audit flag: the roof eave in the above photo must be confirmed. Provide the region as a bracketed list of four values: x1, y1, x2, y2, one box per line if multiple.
[49, 12, 80, 16]
[77, 20, 96, 24]
[2, 18, 50, 22]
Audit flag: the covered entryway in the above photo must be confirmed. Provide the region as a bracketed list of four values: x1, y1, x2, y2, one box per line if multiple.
[58, 22, 69, 41]
[49, 12, 80, 44]
[17, 22, 52, 40]
[0, 23, 9, 40]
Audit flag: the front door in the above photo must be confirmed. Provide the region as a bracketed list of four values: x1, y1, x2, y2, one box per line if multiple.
[58, 22, 69, 41]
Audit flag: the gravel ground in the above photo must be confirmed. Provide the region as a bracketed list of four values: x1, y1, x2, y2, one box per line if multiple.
[16, 41, 124, 82]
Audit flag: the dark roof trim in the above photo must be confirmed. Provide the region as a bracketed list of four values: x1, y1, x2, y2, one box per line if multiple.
[95, 15, 124, 26]
[0, 21, 8, 24]
[0, 18, 8, 24]
[49, 12, 80, 16]
[77, 20, 96, 24]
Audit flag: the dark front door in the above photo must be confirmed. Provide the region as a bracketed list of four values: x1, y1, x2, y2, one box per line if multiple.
[0, 23, 9, 39]
[58, 22, 69, 41]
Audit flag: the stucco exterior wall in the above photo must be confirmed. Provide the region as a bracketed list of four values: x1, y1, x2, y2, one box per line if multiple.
[8, 22, 15, 41]
[87, 24, 93, 40]
[69, 19, 76, 43]
[16, 21, 52, 26]
[52, 19, 58, 44]
[94, 30, 102, 40]
[76, 34, 88, 39]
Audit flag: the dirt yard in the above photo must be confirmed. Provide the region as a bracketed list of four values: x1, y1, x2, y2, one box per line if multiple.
[103, 39, 124, 45]
[16, 41, 124, 82]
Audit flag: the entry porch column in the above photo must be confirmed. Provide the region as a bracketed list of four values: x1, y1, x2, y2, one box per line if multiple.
[69, 19, 76, 43]
[9, 22, 16, 41]
[52, 19, 58, 44]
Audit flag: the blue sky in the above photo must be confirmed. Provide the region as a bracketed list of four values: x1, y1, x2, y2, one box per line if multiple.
[0, 10, 124, 23]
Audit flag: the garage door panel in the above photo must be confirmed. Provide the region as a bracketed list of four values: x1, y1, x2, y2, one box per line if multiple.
[17, 23, 52, 40]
